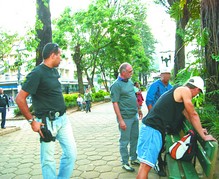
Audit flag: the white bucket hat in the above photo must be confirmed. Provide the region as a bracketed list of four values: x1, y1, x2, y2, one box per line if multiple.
[160, 67, 171, 74]
[187, 76, 204, 93]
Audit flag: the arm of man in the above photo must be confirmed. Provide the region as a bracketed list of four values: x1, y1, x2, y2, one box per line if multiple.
[112, 102, 126, 131]
[182, 110, 191, 123]
[146, 83, 157, 111]
[5, 94, 10, 111]
[15, 90, 44, 137]
[180, 88, 216, 141]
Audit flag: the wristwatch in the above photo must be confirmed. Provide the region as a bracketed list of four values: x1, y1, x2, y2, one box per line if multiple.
[27, 118, 35, 125]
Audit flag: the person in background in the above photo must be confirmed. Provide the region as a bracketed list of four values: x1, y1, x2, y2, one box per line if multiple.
[146, 68, 172, 111]
[136, 76, 216, 179]
[77, 94, 84, 111]
[84, 88, 92, 113]
[0, 88, 9, 129]
[145, 67, 172, 176]
[110, 62, 143, 172]
[15, 43, 77, 179]
[134, 82, 144, 109]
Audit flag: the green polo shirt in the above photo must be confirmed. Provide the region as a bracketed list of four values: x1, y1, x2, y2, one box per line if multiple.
[110, 79, 138, 119]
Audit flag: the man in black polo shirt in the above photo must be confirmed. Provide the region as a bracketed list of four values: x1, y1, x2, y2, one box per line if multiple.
[136, 76, 216, 179]
[0, 88, 9, 129]
[16, 43, 77, 179]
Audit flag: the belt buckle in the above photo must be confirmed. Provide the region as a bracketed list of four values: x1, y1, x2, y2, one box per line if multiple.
[55, 112, 60, 117]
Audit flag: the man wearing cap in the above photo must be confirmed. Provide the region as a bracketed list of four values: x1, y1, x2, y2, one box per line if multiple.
[146, 68, 172, 111]
[145, 68, 172, 176]
[15, 43, 77, 179]
[136, 76, 216, 179]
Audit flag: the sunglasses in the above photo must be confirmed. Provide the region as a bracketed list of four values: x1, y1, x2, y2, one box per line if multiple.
[52, 44, 59, 52]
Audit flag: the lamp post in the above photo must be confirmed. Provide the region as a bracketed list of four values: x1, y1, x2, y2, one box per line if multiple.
[161, 55, 171, 67]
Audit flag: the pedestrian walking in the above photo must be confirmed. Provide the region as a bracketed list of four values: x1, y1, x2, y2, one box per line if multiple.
[84, 88, 92, 113]
[0, 88, 9, 129]
[110, 62, 143, 172]
[15, 43, 77, 179]
[134, 82, 144, 109]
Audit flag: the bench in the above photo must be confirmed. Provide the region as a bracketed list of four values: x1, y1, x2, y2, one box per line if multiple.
[165, 121, 218, 179]
[104, 95, 111, 102]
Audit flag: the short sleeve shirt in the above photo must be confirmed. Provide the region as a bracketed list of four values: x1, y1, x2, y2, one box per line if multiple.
[110, 79, 138, 119]
[22, 64, 66, 116]
[146, 79, 172, 106]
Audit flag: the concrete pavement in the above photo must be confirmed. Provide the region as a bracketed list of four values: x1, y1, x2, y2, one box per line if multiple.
[0, 102, 162, 179]
[0, 102, 218, 179]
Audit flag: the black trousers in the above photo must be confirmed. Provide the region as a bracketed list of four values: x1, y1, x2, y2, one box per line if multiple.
[0, 107, 7, 128]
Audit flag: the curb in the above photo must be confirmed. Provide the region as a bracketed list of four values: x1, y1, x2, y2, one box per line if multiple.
[0, 126, 21, 136]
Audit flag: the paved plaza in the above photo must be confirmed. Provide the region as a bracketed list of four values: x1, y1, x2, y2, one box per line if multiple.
[0, 101, 218, 179]
[0, 101, 163, 179]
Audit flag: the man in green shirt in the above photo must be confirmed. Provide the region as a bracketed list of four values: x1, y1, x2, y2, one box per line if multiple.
[110, 62, 143, 172]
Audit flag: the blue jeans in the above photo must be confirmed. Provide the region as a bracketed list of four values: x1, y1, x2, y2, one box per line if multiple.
[85, 100, 91, 112]
[36, 114, 77, 179]
[118, 115, 139, 164]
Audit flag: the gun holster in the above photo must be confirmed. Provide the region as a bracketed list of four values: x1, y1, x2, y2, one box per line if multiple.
[40, 116, 56, 143]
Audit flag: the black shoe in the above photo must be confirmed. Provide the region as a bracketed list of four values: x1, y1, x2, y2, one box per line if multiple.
[154, 161, 166, 177]
[122, 164, 135, 172]
[1, 127, 6, 129]
[131, 160, 140, 166]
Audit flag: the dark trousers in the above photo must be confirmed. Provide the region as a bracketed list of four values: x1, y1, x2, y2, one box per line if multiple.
[0, 107, 6, 128]
[85, 101, 91, 112]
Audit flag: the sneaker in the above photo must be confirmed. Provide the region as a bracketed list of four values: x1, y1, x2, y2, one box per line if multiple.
[131, 160, 140, 166]
[122, 164, 135, 172]
[154, 161, 166, 177]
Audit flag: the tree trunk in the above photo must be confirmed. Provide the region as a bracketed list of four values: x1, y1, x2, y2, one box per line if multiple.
[201, 0, 219, 108]
[174, 21, 185, 77]
[35, 0, 52, 66]
[72, 44, 84, 94]
[173, 2, 190, 77]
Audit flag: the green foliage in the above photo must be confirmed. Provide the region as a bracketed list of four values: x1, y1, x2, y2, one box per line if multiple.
[197, 103, 219, 140]
[0, 30, 18, 61]
[14, 107, 22, 116]
[91, 87, 96, 93]
[140, 85, 146, 92]
[169, 1, 183, 20]
[197, 28, 209, 47]
[53, 0, 154, 89]
[174, 60, 203, 85]
[212, 54, 219, 62]
[14, 105, 33, 116]
[63, 93, 78, 108]
[192, 93, 204, 108]
[91, 90, 110, 101]
[63, 90, 110, 108]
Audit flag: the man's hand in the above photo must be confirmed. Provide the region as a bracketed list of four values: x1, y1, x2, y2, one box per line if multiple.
[203, 134, 217, 141]
[31, 121, 45, 138]
[119, 120, 126, 131]
[138, 109, 143, 120]
[202, 128, 208, 135]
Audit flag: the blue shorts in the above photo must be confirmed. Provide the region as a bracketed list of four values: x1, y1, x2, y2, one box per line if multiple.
[137, 124, 162, 168]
